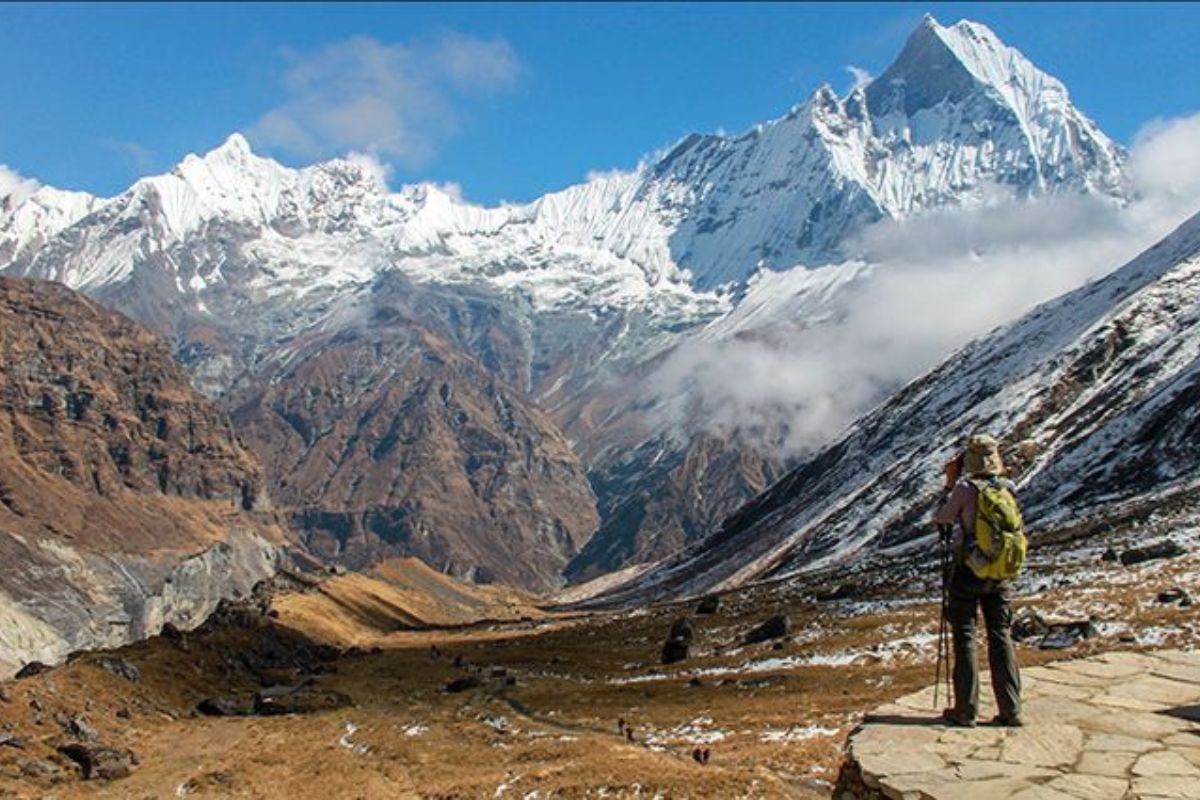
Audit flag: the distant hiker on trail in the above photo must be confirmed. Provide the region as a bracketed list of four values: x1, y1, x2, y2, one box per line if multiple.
[932, 434, 1028, 728]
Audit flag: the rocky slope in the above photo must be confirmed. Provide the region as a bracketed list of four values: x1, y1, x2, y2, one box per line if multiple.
[229, 282, 598, 591]
[0, 17, 1130, 586]
[0, 277, 282, 676]
[593, 207, 1200, 606]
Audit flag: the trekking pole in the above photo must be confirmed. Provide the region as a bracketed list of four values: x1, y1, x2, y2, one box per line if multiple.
[933, 525, 951, 710]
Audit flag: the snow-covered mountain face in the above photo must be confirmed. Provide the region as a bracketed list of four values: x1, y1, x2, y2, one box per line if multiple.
[593, 209, 1200, 606]
[0, 16, 1132, 586]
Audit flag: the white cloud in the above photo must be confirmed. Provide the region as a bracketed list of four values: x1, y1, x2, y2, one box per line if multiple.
[342, 150, 393, 189]
[1128, 112, 1200, 203]
[249, 33, 520, 168]
[845, 65, 872, 92]
[642, 112, 1200, 460]
[0, 165, 40, 207]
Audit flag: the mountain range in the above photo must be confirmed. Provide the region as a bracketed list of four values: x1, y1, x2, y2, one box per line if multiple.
[0, 16, 1137, 592]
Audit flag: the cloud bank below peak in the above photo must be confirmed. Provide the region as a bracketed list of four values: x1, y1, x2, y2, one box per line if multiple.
[641, 111, 1200, 460]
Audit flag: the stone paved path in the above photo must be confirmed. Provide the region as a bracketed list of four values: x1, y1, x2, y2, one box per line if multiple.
[848, 649, 1200, 799]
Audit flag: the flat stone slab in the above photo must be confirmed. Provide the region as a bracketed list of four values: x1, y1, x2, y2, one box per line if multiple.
[849, 649, 1200, 799]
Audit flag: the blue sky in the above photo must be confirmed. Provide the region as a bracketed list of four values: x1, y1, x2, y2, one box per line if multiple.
[2, 2, 1198, 205]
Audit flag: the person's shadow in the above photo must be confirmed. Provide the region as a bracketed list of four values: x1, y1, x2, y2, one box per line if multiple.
[860, 713, 948, 726]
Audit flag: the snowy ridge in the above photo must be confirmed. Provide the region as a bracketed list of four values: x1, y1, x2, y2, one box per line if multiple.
[2, 17, 1124, 322]
[593, 208, 1200, 605]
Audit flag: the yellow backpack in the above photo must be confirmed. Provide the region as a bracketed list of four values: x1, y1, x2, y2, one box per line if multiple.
[964, 478, 1027, 580]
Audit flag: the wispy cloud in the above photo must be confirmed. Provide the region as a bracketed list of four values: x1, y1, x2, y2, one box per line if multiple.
[0, 165, 39, 207]
[642, 112, 1200, 459]
[845, 65, 872, 92]
[249, 33, 520, 168]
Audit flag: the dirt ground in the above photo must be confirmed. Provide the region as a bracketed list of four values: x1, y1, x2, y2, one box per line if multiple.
[0, 524, 1197, 799]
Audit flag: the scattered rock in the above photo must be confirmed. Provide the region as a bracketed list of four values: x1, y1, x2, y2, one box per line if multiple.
[443, 676, 481, 694]
[19, 758, 63, 781]
[57, 742, 136, 780]
[1012, 610, 1050, 642]
[1156, 588, 1192, 606]
[744, 614, 791, 644]
[490, 667, 508, 678]
[195, 697, 254, 717]
[253, 685, 351, 716]
[1039, 619, 1098, 650]
[1120, 540, 1185, 567]
[668, 618, 696, 645]
[1101, 547, 1119, 563]
[696, 596, 720, 615]
[815, 583, 857, 602]
[95, 657, 141, 684]
[14, 662, 50, 679]
[115, 708, 132, 721]
[688, 677, 704, 688]
[65, 714, 99, 742]
[662, 638, 690, 665]
[0, 684, 10, 703]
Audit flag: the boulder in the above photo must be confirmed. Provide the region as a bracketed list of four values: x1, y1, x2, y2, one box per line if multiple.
[1156, 588, 1192, 606]
[57, 743, 136, 780]
[1012, 610, 1050, 642]
[14, 662, 50, 679]
[444, 676, 481, 693]
[1120, 540, 1185, 566]
[1039, 619, 1098, 650]
[814, 583, 857, 602]
[65, 714, 99, 742]
[744, 614, 791, 644]
[96, 657, 141, 684]
[662, 638, 689, 665]
[668, 618, 696, 645]
[195, 697, 254, 717]
[696, 596, 720, 615]
[19, 758, 63, 781]
[253, 684, 350, 716]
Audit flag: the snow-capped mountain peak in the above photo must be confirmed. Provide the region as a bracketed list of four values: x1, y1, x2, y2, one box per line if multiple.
[2, 17, 1129, 325]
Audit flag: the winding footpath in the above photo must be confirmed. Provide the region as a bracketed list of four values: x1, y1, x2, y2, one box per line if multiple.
[847, 649, 1200, 799]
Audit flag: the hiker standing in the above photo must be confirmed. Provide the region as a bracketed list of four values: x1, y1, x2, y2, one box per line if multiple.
[932, 434, 1025, 728]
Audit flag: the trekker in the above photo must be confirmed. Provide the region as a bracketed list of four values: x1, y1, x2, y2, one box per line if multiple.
[932, 434, 1024, 728]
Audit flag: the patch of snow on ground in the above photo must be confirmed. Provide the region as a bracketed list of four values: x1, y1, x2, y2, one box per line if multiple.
[338, 721, 370, 755]
[759, 724, 840, 743]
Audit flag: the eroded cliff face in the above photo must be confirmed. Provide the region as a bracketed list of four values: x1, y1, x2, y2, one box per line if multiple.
[0, 277, 282, 675]
[230, 315, 598, 592]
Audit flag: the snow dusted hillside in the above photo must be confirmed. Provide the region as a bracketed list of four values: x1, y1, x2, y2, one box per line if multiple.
[594, 208, 1200, 605]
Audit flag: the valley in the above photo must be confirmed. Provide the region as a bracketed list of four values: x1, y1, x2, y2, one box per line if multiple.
[1, 8, 1199, 798]
[1, 508, 1196, 798]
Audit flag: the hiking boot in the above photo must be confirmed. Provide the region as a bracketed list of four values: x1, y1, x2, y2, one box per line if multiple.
[992, 713, 1024, 728]
[941, 708, 976, 728]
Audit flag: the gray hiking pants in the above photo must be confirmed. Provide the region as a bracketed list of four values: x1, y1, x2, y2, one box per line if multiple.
[947, 570, 1021, 721]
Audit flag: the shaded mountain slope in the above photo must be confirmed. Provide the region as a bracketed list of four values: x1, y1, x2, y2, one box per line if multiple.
[229, 293, 598, 592]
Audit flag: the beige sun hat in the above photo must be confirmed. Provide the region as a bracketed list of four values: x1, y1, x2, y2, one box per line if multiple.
[963, 433, 1004, 477]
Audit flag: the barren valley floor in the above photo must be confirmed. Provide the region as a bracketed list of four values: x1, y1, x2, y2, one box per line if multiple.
[0, 527, 1197, 799]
